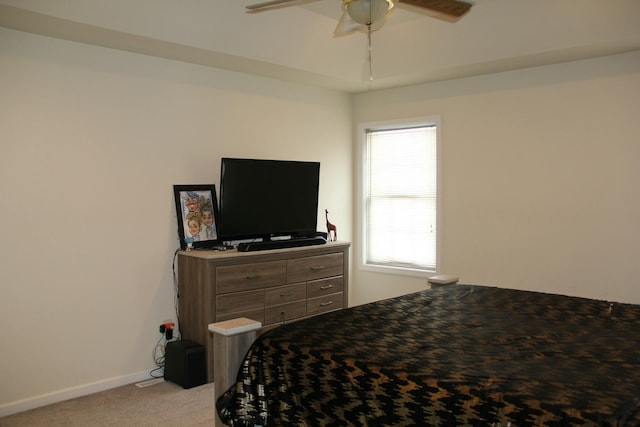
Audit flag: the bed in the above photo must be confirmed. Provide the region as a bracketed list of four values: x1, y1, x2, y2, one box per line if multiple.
[215, 284, 640, 426]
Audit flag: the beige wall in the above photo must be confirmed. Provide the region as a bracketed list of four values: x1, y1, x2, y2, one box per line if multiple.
[0, 27, 352, 413]
[351, 51, 640, 306]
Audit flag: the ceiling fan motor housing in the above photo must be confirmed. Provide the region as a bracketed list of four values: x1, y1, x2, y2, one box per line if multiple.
[343, 0, 396, 26]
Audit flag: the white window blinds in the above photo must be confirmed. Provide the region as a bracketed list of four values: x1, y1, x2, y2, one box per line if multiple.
[366, 125, 437, 270]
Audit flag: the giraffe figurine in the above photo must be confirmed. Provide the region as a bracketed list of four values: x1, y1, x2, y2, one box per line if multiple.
[325, 209, 337, 242]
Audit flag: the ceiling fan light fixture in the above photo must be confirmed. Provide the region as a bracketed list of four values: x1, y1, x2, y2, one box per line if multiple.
[343, 0, 396, 26]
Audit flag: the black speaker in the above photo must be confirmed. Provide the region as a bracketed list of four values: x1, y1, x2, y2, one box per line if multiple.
[164, 340, 207, 389]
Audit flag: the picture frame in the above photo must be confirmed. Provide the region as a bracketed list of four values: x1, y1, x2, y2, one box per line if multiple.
[173, 184, 221, 250]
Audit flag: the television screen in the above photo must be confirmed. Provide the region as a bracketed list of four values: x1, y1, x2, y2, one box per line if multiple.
[219, 158, 321, 242]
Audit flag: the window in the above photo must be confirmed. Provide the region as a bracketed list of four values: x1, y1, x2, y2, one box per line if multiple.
[360, 119, 439, 274]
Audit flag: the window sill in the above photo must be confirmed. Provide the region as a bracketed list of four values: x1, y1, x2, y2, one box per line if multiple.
[360, 262, 435, 278]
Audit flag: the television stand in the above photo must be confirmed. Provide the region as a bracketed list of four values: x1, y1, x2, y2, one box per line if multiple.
[237, 236, 326, 252]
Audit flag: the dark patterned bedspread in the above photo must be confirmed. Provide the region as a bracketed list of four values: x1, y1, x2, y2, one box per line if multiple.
[217, 285, 640, 426]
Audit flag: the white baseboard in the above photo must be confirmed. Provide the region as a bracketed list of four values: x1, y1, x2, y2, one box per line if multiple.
[0, 369, 154, 418]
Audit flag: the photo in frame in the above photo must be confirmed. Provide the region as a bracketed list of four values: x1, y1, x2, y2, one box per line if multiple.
[173, 184, 221, 250]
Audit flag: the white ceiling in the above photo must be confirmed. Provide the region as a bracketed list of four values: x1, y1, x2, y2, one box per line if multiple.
[1, 0, 640, 93]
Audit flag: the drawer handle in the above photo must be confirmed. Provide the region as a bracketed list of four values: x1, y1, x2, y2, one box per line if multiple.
[320, 284, 333, 290]
[245, 275, 260, 280]
[280, 293, 293, 297]
[320, 301, 333, 307]
[311, 265, 326, 271]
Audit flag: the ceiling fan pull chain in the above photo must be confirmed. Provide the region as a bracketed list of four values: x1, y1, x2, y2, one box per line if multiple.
[368, 23, 373, 81]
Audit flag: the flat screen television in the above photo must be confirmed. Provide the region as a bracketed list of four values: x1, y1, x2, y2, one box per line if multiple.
[218, 158, 321, 244]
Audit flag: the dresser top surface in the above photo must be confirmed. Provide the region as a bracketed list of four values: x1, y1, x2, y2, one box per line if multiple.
[178, 241, 350, 260]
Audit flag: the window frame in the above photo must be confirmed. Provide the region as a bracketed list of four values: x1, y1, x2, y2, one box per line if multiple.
[356, 116, 442, 278]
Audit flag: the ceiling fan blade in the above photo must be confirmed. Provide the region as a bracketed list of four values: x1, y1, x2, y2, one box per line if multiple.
[398, 0, 471, 21]
[334, 9, 362, 37]
[246, 0, 301, 12]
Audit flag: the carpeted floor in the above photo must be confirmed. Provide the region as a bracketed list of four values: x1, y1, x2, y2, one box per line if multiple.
[0, 380, 216, 426]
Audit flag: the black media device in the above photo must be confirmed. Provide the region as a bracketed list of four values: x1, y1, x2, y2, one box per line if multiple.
[219, 158, 325, 251]
[164, 340, 206, 389]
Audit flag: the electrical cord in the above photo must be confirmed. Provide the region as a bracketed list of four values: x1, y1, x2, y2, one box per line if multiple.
[148, 247, 182, 379]
[150, 324, 180, 378]
[172, 248, 182, 338]
[150, 333, 166, 378]
[150, 337, 166, 378]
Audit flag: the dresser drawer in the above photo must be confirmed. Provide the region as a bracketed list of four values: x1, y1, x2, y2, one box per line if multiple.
[265, 283, 306, 306]
[216, 289, 264, 317]
[307, 293, 343, 316]
[216, 307, 265, 325]
[307, 276, 343, 299]
[265, 301, 307, 325]
[287, 253, 343, 283]
[216, 260, 286, 294]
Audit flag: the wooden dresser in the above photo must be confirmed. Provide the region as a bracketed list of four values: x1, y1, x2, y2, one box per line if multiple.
[177, 241, 350, 382]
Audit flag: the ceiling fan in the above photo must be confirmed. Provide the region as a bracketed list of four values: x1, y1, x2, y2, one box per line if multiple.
[245, 0, 473, 37]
